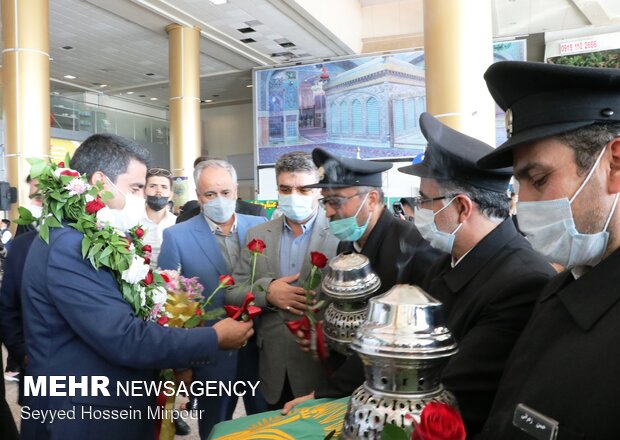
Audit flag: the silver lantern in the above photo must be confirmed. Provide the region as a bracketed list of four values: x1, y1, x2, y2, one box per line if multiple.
[342, 284, 458, 439]
[321, 252, 381, 355]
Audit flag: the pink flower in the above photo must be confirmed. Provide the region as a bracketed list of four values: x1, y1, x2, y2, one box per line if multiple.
[64, 178, 90, 196]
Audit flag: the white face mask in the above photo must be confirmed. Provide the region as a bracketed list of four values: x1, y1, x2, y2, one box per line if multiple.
[517, 146, 620, 269]
[278, 194, 316, 222]
[97, 177, 145, 231]
[27, 203, 43, 219]
[414, 197, 463, 255]
[203, 197, 236, 224]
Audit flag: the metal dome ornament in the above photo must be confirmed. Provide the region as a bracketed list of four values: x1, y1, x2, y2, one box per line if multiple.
[342, 284, 459, 439]
[321, 252, 381, 355]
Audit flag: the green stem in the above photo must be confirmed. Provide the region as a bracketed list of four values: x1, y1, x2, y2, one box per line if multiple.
[203, 285, 222, 306]
[249, 252, 258, 293]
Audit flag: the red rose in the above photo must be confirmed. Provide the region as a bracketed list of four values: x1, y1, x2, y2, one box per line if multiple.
[160, 273, 171, 283]
[195, 308, 202, 316]
[135, 227, 145, 239]
[247, 239, 266, 254]
[85, 197, 105, 214]
[142, 244, 152, 253]
[58, 161, 65, 167]
[310, 251, 328, 268]
[143, 256, 151, 265]
[144, 271, 154, 285]
[411, 402, 466, 440]
[157, 316, 169, 326]
[219, 274, 234, 286]
[60, 169, 79, 177]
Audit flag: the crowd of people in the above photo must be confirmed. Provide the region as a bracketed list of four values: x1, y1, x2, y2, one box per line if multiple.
[0, 59, 619, 440]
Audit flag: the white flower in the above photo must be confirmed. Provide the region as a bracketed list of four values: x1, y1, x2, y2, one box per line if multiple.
[64, 178, 91, 196]
[138, 286, 147, 308]
[151, 286, 168, 306]
[85, 194, 95, 202]
[121, 254, 150, 284]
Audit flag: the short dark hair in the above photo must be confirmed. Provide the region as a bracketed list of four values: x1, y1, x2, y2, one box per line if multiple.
[554, 122, 620, 175]
[147, 168, 173, 186]
[438, 180, 510, 220]
[1, 219, 10, 227]
[71, 134, 151, 183]
[275, 151, 318, 178]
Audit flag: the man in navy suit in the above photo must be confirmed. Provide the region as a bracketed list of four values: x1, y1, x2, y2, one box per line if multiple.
[20, 134, 254, 440]
[159, 159, 267, 439]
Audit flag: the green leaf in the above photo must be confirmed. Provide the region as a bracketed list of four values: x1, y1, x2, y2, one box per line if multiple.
[184, 315, 201, 328]
[44, 216, 62, 229]
[40, 223, 50, 244]
[64, 152, 71, 168]
[308, 270, 322, 290]
[27, 158, 47, 178]
[380, 423, 408, 440]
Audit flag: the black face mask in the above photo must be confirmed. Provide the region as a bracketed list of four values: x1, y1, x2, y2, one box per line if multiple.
[146, 195, 169, 212]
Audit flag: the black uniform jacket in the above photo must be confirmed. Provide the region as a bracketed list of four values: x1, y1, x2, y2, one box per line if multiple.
[480, 247, 620, 440]
[315, 208, 443, 397]
[423, 218, 556, 437]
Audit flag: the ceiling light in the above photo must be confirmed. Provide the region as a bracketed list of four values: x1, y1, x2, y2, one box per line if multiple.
[205, 99, 213, 103]
[209, 0, 228, 5]
[100, 84, 108, 88]
[246, 84, 253, 88]
[64, 75, 76, 79]
[149, 97, 158, 101]
[126, 91, 134, 95]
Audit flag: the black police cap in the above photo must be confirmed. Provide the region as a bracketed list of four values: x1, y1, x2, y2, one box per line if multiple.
[399, 112, 512, 193]
[478, 61, 620, 169]
[306, 148, 392, 188]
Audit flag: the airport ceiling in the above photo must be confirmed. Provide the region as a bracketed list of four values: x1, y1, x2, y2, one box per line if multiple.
[1, 0, 619, 110]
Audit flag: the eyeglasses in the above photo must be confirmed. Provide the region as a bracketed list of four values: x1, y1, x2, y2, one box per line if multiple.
[411, 195, 448, 210]
[147, 168, 172, 178]
[319, 192, 367, 210]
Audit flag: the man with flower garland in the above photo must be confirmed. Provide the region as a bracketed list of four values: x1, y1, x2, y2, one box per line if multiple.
[20, 134, 254, 440]
[159, 159, 267, 438]
[227, 151, 339, 411]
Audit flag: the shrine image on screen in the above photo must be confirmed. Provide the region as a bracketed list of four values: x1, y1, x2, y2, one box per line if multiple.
[253, 41, 526, 166]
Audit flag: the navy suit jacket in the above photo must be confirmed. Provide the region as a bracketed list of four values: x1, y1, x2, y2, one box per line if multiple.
[158, 213, 266, 384]
[21, 226, 220, 440]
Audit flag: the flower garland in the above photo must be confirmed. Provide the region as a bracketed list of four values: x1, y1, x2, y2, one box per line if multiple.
[17, 156, 171, 321]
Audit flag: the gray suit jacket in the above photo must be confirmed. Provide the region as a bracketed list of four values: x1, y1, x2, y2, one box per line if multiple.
[226, 209, 339, 404]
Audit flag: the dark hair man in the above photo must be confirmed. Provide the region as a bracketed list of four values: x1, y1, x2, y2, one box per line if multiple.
[20, 134, 253, 440]
[477, 61, 620, 439]
[399, 112, 556, 436]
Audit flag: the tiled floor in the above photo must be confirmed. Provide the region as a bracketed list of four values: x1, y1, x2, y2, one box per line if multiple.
[2, 345, 246, 440]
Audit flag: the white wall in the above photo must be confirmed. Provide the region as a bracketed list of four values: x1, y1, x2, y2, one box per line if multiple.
[361, 0, 423, 40]
[201, 102, 256, 199]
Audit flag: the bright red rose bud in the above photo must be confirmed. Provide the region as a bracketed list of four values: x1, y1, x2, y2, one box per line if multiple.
[60, 169, 79, 177]
[157, 316, 169, 326]
[310, 251, 328, 268]
[143, 256, 150, 265]
[135, 227, 145, 239]
[195, 308, 202, 316]
[58, 161, 65, 167]
[219, 274, 234, 286]
[85, 197, 106, 215]
[142, 244, 152, 253]
[144, 271, 154, 285]
[160, 273, 171, 283]
[411, 402, 466, 440]
[247, 238, 266, 254]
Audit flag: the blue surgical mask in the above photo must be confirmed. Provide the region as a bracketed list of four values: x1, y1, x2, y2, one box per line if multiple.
[517, 146, 619, 269]
[329, 193, 371, 242]
[414, 197, 462, 254]
[278, 194, 316, 222]
[203, 197, 236, 223]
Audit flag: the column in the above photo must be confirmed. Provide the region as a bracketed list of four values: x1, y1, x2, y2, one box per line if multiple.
[2, 0, 50, 212]
[423, 0, 495, 145]
[166, 24, 201, 205]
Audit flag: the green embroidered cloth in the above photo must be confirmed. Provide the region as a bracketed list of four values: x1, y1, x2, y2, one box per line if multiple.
[208, 397, 349, 439]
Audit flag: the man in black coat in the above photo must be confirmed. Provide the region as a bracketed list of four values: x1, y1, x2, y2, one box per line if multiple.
[476, 61, 620, 439]
[398, 113, 556, 437]
[281, 147, 443, 412]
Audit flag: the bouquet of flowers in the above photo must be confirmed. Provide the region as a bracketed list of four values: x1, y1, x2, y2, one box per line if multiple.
[285, 251, 329, 361]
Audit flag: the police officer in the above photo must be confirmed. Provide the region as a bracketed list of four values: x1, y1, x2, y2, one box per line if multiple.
[477, 61, 620, 439]
[399, 112, 556, 436]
